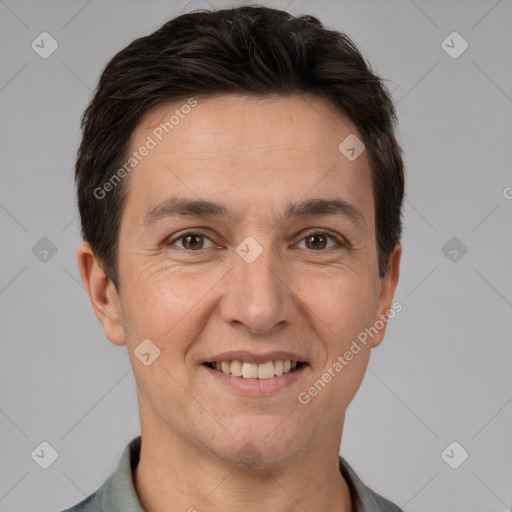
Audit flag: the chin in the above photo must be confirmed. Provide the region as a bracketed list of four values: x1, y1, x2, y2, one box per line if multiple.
[217, 441, 291, 469]
[208, 421, 308, 469]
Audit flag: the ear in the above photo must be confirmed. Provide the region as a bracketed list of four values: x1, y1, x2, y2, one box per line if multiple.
[76, 240, 126, 346]
[370, 243, 401, 348]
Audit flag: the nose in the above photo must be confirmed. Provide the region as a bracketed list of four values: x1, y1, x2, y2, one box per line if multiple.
[220, 245, 294, 336]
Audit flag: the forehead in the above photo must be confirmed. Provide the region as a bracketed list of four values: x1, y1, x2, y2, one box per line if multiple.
[122, 94, 374, 229]
[138, 93, 362, 158]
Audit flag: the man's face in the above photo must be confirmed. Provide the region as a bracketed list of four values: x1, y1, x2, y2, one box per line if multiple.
[98, 94, 399, 466]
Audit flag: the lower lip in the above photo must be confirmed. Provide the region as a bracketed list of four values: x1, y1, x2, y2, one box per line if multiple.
[202, 364, 308, 396]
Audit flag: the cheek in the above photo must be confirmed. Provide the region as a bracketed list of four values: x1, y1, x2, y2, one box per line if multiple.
[299, 267, 378, 342]
[121, 269, 209, 408]
[121, 262, 223, 353]
[297, 276, 374, 425]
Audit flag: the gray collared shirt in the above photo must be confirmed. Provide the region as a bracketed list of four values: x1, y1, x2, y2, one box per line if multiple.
[61, 436, 402, 512]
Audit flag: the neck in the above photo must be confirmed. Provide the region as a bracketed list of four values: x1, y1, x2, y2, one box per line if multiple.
[133, 414, 353, 512]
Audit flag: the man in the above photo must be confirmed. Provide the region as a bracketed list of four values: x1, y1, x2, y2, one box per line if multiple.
[65, 5, 404, 511]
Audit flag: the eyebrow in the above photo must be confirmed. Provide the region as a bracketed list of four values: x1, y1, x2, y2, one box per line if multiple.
[142, 196, 366, 230]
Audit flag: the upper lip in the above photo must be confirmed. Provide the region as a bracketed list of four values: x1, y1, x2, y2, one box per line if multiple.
[203, 350, 308, 365]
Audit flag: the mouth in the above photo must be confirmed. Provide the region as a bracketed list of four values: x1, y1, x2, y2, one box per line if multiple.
[203, 360, 307, 379]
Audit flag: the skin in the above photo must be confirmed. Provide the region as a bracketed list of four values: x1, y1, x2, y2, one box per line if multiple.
[77, 94, 401, 512]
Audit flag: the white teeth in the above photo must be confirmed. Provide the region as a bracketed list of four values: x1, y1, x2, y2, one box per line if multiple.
[230, 360, 242, 377]
[209, 359, 302, 379]
[258, 361, 275, 379]
[242, 362, 259, 379]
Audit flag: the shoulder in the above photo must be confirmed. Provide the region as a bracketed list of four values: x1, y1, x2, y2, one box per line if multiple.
[58, 436, 143, 512]
[365, 491, 403, 512]
[339, 456, 403, 512]
[59, 491, 101, 512]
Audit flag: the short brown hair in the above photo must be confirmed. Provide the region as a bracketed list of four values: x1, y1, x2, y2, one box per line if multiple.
[75, 5, 404, 289]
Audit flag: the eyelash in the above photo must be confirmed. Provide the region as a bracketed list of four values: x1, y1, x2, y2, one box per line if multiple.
[166, 229, 346, 251]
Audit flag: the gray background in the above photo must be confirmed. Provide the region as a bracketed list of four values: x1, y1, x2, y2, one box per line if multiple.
[1, 0, 511, 511]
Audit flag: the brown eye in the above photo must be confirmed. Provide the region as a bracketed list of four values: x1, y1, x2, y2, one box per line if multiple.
[182, 234, 204, 250]
[306, 234, 327, 250]
[167, 231, 216, 250]
[299, 232, 341, 251]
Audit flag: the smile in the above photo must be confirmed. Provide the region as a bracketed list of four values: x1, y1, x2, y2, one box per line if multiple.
[204, 360, 305, 379]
